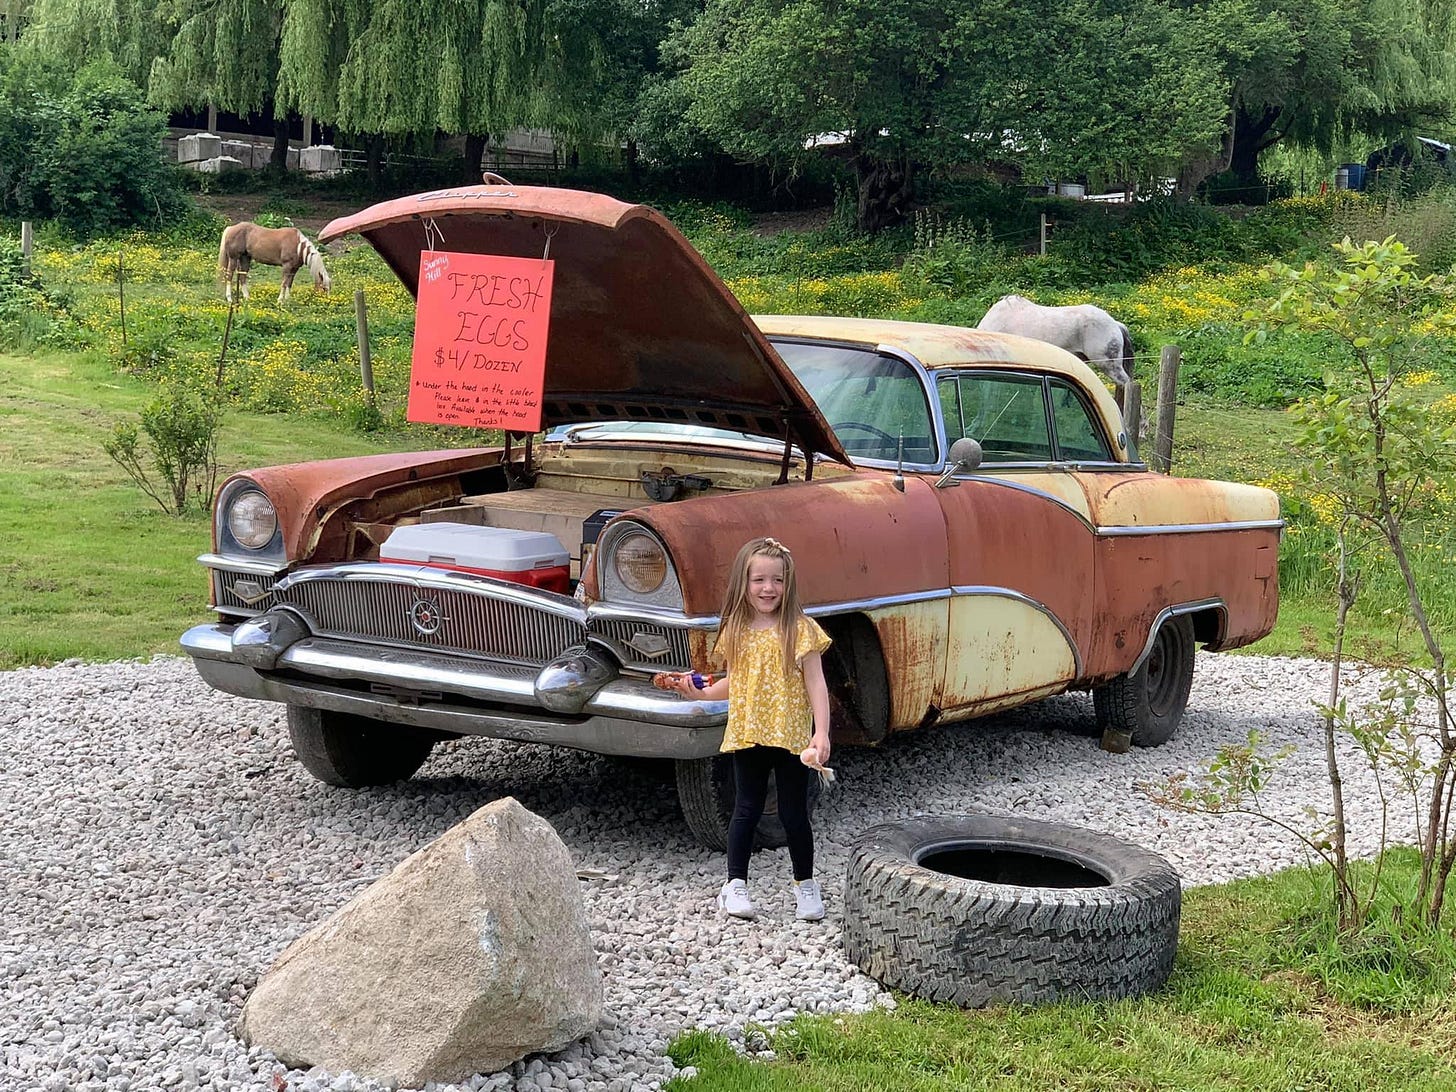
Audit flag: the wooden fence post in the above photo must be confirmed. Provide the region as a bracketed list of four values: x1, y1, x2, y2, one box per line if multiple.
[117, 249, 127, 348]
[1122, 379, 1142, 455]
[217, 286, 237, 387]
[354, 289, 374, 402]
[1039, 213, 1049, 257]
[20, 221, 32, 277]
[1153, 345, 1181, 473]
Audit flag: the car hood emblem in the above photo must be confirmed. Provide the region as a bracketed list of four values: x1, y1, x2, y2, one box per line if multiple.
[409, 596, 446, 636]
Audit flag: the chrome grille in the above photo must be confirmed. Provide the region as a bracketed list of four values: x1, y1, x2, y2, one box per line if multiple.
[590, 618, 693, 670]
[278, 578, 585, 666]
[213, 569, 278, 615]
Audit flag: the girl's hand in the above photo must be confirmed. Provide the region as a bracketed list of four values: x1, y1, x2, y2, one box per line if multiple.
[653, 671, 729, 700]
[666, 673, 698, 697]
[809, 731, 831, 766]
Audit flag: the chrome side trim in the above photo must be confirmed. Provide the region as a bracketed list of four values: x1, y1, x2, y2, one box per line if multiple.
[198, 553, 289, 576]
[1096, 519, 1286, 537]
[587, 601, 720, 630]
[806, 588, 952, 618]
[949, 585, 1082, 677]
[1130, 598, 1226, 675]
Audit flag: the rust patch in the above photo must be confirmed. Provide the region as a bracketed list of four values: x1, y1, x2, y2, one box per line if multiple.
[641, 474, 951, 615]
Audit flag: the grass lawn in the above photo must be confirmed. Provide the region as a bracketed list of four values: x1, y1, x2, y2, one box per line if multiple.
[0, 351, 415, 668]
[664, 854, 1456, 1091]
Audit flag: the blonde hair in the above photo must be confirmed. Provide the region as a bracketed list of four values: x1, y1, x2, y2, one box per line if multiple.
[715, 537, 804, 677]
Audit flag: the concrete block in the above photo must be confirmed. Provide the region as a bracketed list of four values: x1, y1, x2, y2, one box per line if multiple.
[196, 156, 244, 174]
[178, 132, 222, 163]
[221, 141, 258, 168]
[300, 145, 343, 172]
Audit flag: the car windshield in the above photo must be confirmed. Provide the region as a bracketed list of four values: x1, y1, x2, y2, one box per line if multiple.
[772, 340, 937, 464]
[547, 341, 938, 465]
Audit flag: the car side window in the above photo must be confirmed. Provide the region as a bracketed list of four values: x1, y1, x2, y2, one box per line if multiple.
[945, 373, 1051, 462]
[938, 377, 964, 440]
[1049, 379, 1114, 461]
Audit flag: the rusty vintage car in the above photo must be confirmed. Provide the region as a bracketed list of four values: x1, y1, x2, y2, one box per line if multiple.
[180, 185, 1281, 847]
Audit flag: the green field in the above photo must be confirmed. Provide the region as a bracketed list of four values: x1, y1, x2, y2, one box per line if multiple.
[0, 350, 416, 667]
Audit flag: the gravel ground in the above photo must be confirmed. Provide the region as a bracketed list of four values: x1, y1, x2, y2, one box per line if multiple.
[0, 652, 1415, 1092]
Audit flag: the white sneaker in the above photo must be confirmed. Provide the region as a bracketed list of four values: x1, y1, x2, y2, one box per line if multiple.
[718, 878, 755, 919]
[794, 878, 825, 921]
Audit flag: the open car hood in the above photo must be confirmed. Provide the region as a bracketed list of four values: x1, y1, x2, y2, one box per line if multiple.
[321, 186, 848, 462]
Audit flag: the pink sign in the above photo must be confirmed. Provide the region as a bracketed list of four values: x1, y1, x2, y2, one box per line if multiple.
[408, 251, 554, 431]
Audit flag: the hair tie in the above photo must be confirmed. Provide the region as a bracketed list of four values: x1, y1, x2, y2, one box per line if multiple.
[762, 536, 790, 555]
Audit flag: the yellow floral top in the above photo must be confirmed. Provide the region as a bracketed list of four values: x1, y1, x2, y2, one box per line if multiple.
[717, 617, 832, 754]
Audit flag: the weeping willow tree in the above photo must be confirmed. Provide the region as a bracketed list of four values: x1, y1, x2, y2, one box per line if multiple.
[23, 0, 613, 181]
[1182, 0, 1456, 193]
[22, 0, 172, 85]
[277, 0, 611, 183]
[24, 0, 294, 166]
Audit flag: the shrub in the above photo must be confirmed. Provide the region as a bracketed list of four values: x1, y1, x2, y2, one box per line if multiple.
[103, 385, 223, 515]
[0, 56, 188, 238]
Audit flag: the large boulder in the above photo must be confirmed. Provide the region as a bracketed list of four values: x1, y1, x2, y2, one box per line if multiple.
[239, 797, 602, 1086]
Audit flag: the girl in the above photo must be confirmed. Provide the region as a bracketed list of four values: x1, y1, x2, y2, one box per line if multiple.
[670, 537, 832, 921]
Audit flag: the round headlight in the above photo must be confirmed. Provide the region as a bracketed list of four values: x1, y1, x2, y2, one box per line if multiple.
[614, 531, 667, 594]
[227, 489, 277, 550]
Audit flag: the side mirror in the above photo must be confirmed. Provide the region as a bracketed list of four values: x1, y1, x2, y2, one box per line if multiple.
[934, 437, 983, 488]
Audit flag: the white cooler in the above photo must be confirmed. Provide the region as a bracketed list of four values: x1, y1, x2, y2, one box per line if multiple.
[381, 523, 571, 594]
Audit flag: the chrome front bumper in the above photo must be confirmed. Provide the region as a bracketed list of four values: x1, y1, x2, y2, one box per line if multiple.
[181, 620, 727, 760]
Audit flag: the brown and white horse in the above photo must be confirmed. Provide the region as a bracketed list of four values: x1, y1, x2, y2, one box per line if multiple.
[217, 223, 332, 304]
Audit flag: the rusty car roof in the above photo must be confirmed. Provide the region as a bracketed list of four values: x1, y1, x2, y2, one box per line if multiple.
[320, 186, 849, 463]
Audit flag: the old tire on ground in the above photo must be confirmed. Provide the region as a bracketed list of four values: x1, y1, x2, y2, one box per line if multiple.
[1093, 613, 1196, 747]
[675, 755, 821, 851]
[286, 706, 436, 787]
[843, 814, 1181, 1007]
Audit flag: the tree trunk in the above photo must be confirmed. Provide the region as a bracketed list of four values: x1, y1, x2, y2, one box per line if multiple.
[365, 133, 385, 191]
[624, 138, 639, 186]
[1176, 105, 1236, 199]
[464, 133, 487, 183]
[1224, 102, 1283, 201]
[269, 113, 291, 172]
[850, 152, 913, 234]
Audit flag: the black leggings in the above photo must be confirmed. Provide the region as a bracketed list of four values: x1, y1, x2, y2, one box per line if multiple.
[726, 745, 814, 882]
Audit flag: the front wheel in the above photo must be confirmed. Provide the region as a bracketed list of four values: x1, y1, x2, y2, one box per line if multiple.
[286, 706, 437, 787]
[1093, 614, 1196, 747]
[674, 755, 821, 850]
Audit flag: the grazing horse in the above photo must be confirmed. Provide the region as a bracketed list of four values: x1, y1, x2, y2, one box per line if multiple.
[218, 223, 332, 304]
[976, 294, 1134, 392]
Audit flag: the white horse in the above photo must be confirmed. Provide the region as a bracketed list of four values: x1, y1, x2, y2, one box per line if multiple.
[976, 295, 1134, 392]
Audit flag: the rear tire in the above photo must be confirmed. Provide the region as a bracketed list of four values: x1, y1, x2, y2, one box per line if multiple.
[1094, 614, 1196, 747]
[675, 755, 821, 851]
[286, 706, 436, 787]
